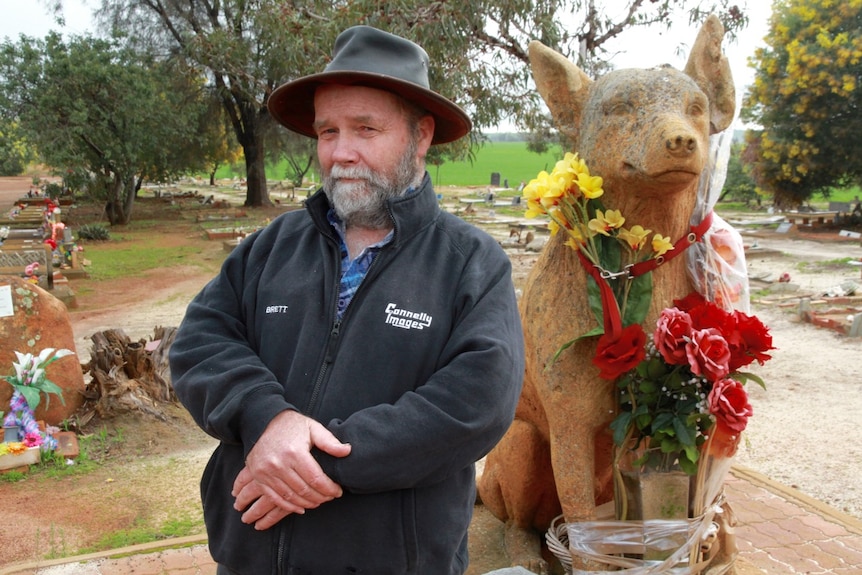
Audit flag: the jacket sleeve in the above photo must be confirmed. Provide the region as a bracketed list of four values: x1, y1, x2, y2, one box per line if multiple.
[315, 245, 525, 493]
[168, 234, 295, 454]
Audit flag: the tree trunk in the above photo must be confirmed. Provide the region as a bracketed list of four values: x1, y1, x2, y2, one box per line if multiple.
[102, 171, 136, 225]
[103, 173, 126, 225]
[243, 133, 270, 207]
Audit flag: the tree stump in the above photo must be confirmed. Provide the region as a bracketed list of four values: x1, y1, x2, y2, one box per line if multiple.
[80, 326, 178, 422]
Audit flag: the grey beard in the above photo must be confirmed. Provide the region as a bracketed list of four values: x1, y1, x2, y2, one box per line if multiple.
[323, 142, 422, 229]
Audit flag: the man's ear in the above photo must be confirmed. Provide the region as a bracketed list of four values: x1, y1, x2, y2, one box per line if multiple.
[417, 115, 435, 155]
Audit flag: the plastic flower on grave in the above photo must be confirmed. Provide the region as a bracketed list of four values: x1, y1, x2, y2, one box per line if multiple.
[23, 431, 43, 448]
[5, 441, 27, 455]
[608, 293, 773, 474]
[3, 348, 74, 414]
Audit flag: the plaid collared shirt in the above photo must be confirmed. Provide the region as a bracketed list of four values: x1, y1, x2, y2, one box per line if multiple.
[327, 210, 393, 320]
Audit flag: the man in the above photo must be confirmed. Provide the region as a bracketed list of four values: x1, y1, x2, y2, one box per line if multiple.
[169, 25, 525, 575]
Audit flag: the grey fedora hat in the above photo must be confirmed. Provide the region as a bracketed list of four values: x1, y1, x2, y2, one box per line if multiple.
[268, 25, 472, 145]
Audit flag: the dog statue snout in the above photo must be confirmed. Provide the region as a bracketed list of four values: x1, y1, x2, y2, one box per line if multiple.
[667, 133, 697, 156]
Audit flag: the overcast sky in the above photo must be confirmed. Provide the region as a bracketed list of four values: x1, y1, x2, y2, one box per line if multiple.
[2, 0, 771, 128]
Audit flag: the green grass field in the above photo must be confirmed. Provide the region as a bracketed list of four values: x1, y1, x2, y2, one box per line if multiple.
[430, 141, 565, 187]
[216, 140, 862, 205]
[218, 141, 565, 188]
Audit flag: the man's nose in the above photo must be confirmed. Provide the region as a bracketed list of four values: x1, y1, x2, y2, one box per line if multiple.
[330, 134, 360, 164]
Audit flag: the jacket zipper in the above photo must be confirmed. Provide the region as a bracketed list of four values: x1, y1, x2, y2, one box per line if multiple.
[282, 211, 395, 572]
[303, 222, 393, 416]
[304, 319, 341, 415]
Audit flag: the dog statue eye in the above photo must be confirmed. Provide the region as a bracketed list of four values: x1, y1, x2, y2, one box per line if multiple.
[605, 100, 633, 116]
[688, 96, 708, 117]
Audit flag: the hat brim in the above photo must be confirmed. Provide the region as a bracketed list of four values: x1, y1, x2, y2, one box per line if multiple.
[268, 71, 472, 145]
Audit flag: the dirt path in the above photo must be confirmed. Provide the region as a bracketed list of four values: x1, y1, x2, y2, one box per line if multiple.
[2, 176, 862, 567]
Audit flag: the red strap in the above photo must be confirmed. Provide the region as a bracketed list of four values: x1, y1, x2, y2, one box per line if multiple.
[629, 212, 714, 277]
[576, 249, 623, 337]
[577, 212, 714, 339]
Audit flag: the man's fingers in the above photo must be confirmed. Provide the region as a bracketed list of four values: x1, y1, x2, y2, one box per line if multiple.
[252, 505, 291, 531]
[231, 466, 254, 499]
[240, 494, 299, 527]
[309, 421, 352, 458]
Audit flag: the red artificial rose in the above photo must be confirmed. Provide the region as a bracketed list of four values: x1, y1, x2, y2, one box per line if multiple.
[593, 324, 647, 380]
[708, 378, 753, 433]
[673, 292, 706, 312]
[685, 327, 731, 381]
[689, 299, 734, 335]
[653, 307, 693, 365]
[727, 312, 774, 370]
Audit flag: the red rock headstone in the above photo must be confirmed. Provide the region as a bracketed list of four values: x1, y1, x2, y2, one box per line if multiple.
[0, 276, 85, 424]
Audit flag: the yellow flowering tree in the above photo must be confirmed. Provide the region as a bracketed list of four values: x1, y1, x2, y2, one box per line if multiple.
[742, 0, 862, 206]
[523, 153, 673, 341]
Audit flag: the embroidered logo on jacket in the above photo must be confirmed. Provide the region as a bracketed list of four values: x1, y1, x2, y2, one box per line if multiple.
[384, 302, 432, 330]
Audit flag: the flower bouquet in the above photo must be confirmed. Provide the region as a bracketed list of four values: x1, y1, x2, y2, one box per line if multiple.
[523, 152, 679, 346]
[3, 348, 74, 450]
[524, 152, 773, 572]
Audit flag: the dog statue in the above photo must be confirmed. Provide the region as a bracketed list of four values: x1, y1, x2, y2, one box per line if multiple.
[478, 15, 736, 573]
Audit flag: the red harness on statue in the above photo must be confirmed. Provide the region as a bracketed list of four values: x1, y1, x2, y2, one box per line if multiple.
[576, 211, 714, 339]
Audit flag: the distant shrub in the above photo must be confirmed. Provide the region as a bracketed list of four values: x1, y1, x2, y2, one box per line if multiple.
[77, 224, 111, 241]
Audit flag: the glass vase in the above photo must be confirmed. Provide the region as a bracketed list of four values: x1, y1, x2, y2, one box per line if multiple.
[613, 442, 692, 562]
[3, 425, 19, 443]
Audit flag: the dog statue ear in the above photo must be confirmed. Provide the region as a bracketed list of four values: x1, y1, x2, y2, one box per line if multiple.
[528, 41, 593, 143]
[684, 14, 736, 135]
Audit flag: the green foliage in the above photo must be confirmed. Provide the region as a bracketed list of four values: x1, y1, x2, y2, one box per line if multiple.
[0, 33, 214, 224]
[76, 224, 111, 241]
[0, 469, 27, 482]
[96, 0, 749, 208]
[614, 355, 713, 474]
[742, 0, 862, 206]
[722, 142, 759, 205]
[0, 119, 33, 176]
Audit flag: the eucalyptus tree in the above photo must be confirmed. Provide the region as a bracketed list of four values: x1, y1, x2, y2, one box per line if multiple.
[0, 32, 209, 224]
[94, 0, 746, 207]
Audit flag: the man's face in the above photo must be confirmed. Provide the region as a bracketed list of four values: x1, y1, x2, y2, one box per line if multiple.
[313, 84, 434, 228]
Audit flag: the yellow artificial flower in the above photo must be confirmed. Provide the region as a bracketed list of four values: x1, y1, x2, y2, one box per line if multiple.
[618, 225, 652, 250]
[6, 442, 27, 455]
[525, 199, 546, 219]
[564, 237, 584, 250]
[522, 171, 551, 205]
[576, 172, 604, 199]
[548, 206, 572, 229]
[565, 225, 585, 247]
[652, 234, 674, 257]
[588, 209, 624, 236]
[552, 156, 578, 192]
